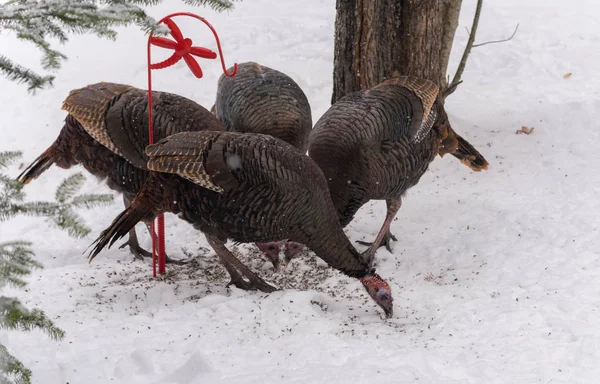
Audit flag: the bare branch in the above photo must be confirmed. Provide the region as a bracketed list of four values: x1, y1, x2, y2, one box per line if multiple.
[444, 0, 482, 98]
[443, 80, 463, 97]
[472, 23, 519, 47]
[439, 0, 463, 90]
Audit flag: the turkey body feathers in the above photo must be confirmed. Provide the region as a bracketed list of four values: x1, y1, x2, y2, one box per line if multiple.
[90, 131, 372, 278]
[19, 82, 225, 262]
[213, 62, 312, 152]
[309, 83, 440, 227]
[18, 115, 124, 188]
[20, 81, 224, 195]
[63, 82, 224, 169]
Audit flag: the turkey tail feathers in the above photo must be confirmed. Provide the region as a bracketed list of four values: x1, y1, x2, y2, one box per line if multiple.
[17, 150, 55, 184]
[451, 134, 489, 172]
[88, 203, 151, 262]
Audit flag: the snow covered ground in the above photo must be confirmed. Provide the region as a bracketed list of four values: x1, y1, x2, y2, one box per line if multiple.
[2, 0, 600, 382]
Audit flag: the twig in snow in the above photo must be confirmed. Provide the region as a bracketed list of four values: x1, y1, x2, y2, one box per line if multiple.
[516, 126, 534, 135]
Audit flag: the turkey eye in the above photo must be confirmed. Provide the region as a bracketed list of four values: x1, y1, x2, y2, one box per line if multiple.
[268, 246, 276, 252]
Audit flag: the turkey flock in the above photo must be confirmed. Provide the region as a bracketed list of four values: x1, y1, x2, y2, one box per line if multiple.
[18, 62, 488, 319]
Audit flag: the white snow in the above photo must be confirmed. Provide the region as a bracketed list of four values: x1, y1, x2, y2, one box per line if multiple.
[1, 0, 600, 383]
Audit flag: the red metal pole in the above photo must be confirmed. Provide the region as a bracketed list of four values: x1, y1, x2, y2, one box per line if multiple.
[157, 214, 166, 274]
[146, 12, 237, 277]
[146, 37, 160, 277]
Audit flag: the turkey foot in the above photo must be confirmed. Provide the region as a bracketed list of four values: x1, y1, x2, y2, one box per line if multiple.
[119, 229, 152, 260]
[357, 199, 402, 265]
[356, 230, 397, 252]
[207, 235, 277, 293]
[117, 211, 190, 265]
[120, 195, 152, 261]
[118, 237, 190, 265]
[142, 222, 192, 265]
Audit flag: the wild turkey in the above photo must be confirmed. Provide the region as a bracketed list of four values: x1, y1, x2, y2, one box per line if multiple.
[87, 131, 394, 318]
[212, 62, 312, 268]
[308, 76, 489, 264]
[17, 82, 224, 262]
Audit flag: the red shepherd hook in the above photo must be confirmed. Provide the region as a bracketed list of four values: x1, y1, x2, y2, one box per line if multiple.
[147, 12, 237, 277]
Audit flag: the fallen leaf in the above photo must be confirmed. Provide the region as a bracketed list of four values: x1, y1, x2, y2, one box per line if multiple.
[516, 126, 534, 135]
[563, 72, 572, 79]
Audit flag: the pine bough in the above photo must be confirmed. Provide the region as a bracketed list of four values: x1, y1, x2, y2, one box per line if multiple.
[0, 0, 237, 92]
[0, 150, 114, 384]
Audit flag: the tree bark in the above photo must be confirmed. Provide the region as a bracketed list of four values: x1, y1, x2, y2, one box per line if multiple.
[332, 0, 462, 104]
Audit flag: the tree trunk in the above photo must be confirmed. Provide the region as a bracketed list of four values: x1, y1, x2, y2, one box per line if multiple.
[332, 0, 462, 104]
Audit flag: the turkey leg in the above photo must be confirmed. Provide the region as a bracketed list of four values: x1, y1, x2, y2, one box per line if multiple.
[118, 195, 190, 265]
[357, 199, 401, 265]
[206, 235, 277, 293]
[141, 222, 191, 265]
[118, 195, 152, 260]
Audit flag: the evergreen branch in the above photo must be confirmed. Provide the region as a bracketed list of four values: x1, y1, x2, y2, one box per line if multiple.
[1, 304, 65, 341]
[15, 33, 67, 70]
[0, 344, 32, 384]
[51, 208, 90, 238]
[55, 173, 85, 203]
[0, 241, 39, 289]
[1, 152, 114, 235]
[2, 202, 60, 221]
[0, 152, 21, 170]
[0, 152, 111, 383]
[0, 55, 54, 93]
[0, 0, 238, 92]
[181, 0, 236, 12]
[69, 193, 114, 209]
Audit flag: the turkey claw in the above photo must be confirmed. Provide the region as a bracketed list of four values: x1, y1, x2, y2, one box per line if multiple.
[119, 239, 152, 260]
[356, 231, 397, 253]
[119, 240, 190, 265]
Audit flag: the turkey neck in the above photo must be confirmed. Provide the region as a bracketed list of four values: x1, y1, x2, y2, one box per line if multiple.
[62, 115, 120, 180]
[305, 218, 370, 278]
[328, 169, 371, 229]
[135, 172, 372, 278]
[293, 191, 371, 278]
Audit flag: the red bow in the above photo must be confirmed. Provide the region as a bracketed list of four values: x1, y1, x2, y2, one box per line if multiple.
[149, 18, 217, 78]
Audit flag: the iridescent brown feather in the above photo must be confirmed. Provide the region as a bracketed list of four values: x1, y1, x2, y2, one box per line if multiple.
[213, 62, 312, 152]
[147, 132, 227, 193]
[91, 131, 373, 277]
[61, 82, 133, 156]
[308, 75, 488, 264]
[21, 82, 225, 263]
[378, 76, 439, 143]
[89, 130, 397, 317]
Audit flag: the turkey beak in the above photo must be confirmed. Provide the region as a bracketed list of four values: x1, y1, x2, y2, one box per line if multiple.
[382, 302, 393, 318]
[283, 249, 295, 265]
[270, 256, 280, 271]
[283, 242, 304, 266]
[280, 256, 291, 270]
[376, 290, 394, 318]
